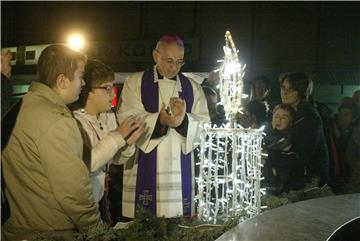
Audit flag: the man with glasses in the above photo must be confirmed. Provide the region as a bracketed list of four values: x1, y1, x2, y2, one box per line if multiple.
[117, 35, 210, 218]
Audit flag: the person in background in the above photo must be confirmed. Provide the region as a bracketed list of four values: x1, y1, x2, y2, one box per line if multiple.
[331, 102, 359, 191]
[2, 45, 101, 240]
[279, 72, 329, 188]
[117, 35, 210, 218]
[201, 70, 219, 90]
[333, 103, 359, 152]
[1, 49, 13, 117]
[71, 59, 146, 224]
[344, 118, 360, 193]
[237, 75, 280, 128]
[352, 90, 360, 107]
[250, 75, 280, 119]
[202, 85, 226, 127]
[340, 96, 354, 105]
[1, 49, 14, 225]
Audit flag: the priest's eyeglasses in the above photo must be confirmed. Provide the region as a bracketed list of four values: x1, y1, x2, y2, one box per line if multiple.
[93, 85, 114, 94]
[162, 58, 185, 68]
[156, 49, 185, 67]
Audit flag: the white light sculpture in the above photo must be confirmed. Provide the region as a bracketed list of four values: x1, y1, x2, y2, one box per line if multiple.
[196, 31, 265, 224]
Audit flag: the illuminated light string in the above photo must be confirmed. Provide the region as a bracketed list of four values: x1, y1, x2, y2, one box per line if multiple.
[196, 31, 265, 224]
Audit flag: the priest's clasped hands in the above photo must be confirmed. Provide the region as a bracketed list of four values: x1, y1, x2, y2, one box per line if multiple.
[159, 97, 187, 128]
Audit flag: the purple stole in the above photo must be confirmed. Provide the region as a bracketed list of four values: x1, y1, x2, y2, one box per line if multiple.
[136, 68, 193, 217]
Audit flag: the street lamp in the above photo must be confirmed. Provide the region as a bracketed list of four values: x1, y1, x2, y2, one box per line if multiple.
[67, 34, 85, 52]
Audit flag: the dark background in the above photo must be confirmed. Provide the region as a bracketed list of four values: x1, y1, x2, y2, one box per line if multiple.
[2, 1, 360, 109]
[2, 1, 360, 79]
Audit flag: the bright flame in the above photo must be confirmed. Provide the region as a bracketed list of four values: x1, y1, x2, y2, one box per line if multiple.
[67, 34, 85, 52]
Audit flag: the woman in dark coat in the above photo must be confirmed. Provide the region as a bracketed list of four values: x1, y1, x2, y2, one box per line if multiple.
[279, 72, 329, 189]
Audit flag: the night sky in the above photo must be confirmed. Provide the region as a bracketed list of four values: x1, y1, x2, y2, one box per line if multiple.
[2, 1, 360, 85]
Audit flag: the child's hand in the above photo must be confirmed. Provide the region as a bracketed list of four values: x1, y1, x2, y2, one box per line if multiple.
[116, 116, 142, 139]
[125, 117, 148, 145]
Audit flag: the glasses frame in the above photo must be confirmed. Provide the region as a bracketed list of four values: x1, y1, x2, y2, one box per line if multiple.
[92, 85, 114, 94]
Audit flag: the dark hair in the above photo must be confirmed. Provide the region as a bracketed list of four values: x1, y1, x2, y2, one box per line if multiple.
[279, 72, 313, 100]
[338, 102, 359, 118]
[341, 96, 354, 105]
[273, 103, 296, 120]
[247, 100, 267, 125]
[38, 44, 86, 87]
[77, 59, 114, 108]
[352, 90, 360, 98]
[252, 75, 272, 90]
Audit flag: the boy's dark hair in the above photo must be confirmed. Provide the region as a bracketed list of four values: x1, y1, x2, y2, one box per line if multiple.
[77, 59, 114, 108]
[279, 72, 313, 100]
[252, 75, 272, 91]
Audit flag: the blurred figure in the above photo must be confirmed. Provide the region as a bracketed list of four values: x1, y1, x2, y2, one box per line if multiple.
[1, 50, 15, 225]
[352, 90, 360, 107]
[1, 49, 13, 117]
[250, 75, 280, 116]
[202, 86, 218, 121]
[237, 75, 280, 128]
[279, 72, 329, 189]
[250, 75, 271, 102]
[344, 122, 360, 193]
[2, 45, 101, 240]
[236, 100, 267, 128]
[201, 70, 219, 90]
[202, 85, 226, 127]
[332, 102, 359, 191]
[72, 59, 146, 224]
[340, 96, 354, 105]
[336, 103, 359, 132]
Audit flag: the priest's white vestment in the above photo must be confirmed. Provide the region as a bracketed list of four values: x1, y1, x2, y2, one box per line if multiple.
[117, 67, 210, 218]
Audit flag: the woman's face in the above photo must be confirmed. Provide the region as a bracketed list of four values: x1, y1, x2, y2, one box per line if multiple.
[280, 79, 300, 107]
[272, 108, 292, 130]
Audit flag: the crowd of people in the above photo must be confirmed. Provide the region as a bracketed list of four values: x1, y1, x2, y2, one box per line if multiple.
[203, 72, 360, 195]
[1, 34, 359, 240]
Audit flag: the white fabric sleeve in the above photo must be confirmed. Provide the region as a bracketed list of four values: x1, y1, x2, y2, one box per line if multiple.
[112, 144, 136, 165]
[117, 72, 165, 154]
[182, 79, 211, 154]
[90, 131, 127, 171]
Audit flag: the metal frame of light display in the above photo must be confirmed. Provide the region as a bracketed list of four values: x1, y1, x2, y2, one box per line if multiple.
[195, 31, 265, 224]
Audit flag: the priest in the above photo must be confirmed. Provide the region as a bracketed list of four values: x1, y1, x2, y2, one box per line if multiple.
[117, 35, 210, 218]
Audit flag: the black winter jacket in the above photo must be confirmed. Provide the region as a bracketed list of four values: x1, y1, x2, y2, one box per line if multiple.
[291, 101, 330, 186]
